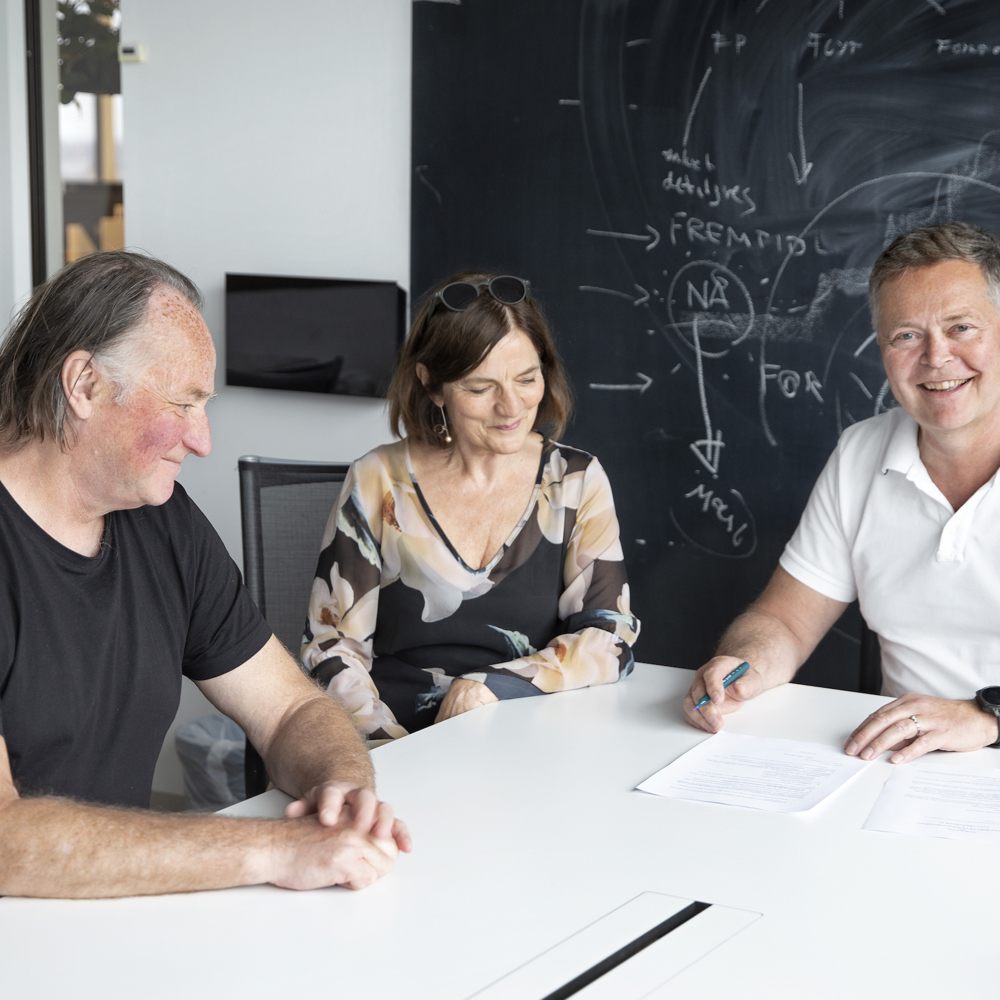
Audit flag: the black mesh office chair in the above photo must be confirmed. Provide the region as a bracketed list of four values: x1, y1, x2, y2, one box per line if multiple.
[859, 620, 882, 696]
[238, 456, 350, 797]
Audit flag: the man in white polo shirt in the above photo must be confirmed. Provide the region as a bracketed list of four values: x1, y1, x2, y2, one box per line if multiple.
[684, 221, 1000, 764]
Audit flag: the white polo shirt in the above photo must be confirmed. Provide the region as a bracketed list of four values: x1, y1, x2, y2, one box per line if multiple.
[779, 406, 1000, 699]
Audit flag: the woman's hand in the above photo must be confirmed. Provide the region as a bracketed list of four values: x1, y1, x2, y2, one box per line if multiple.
[435, 678, 498, 723]
[845, 693, 1000, 764]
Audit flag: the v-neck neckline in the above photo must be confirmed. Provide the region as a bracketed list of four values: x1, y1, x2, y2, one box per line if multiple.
[403, 439, 549, 574]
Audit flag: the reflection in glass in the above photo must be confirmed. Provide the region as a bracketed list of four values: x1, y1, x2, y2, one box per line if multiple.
[57, 1, 124, 262]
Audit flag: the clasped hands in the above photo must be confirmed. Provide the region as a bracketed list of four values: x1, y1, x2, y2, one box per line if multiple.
[273, 677, 494, 890]
[685, 655, 1000, 764]
[274, 781, 412, 891]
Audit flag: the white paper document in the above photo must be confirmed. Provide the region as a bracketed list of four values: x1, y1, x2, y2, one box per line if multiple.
[864, 762, 1000, 844]
[637, 731, 869, 813]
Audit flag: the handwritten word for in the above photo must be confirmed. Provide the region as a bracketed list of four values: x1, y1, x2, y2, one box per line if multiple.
[764, 364, 823, 402]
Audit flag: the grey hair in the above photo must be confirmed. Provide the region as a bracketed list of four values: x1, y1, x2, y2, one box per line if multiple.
[0, 250, 202, 451]
[90, 327, 155, 405]
[869, 221, 1000, 332]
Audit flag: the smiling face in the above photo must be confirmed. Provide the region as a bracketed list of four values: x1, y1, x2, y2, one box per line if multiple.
[877, 259, 1000, 444]
[432, 328, 545, 455]
[80, 285, 216, 510]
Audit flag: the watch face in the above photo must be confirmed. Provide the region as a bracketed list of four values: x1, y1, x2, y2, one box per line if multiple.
[981, 687, 1000, 708]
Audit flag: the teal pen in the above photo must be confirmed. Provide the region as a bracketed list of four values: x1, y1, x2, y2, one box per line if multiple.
[693, 661, 749, 710]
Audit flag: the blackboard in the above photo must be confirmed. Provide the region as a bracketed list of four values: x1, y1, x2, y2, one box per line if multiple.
[411, 0, 1000, 688]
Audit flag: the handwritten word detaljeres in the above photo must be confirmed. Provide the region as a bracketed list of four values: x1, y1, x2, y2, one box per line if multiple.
[662, 170, 756, 215]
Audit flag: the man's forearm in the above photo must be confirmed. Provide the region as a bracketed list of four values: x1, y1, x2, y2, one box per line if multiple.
[263, 693, 374, 799]
[715, 607, 807, 690]
[0, 792, 395, 899]
[714, 566, 847, 693]
[0, 796, 275, 898]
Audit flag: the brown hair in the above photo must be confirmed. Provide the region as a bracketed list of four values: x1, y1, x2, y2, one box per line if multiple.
[388, 271, 573, 446]
[0, 250, 203, 451]
[869, 221, 1000, 329]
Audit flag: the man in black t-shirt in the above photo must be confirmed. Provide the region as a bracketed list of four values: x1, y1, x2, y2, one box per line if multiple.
[0, 252, 411, 898]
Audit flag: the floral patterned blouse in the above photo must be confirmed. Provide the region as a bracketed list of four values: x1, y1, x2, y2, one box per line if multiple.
[301, 439, 640, 739]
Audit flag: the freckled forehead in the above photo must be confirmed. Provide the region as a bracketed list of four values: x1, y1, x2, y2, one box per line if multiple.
[143, 285, 215, 362]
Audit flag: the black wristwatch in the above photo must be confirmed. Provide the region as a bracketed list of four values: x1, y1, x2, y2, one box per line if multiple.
[975, 687, 1000, 747]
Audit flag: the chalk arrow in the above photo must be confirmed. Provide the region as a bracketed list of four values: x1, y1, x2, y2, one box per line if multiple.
[589, 372, 654, 393]
[787, 82, 813, 186]
[690, 431, 724, 476]
[578, 284, 651, 306]
[787, 152, 813, 186]
[585, 226, 660, 251]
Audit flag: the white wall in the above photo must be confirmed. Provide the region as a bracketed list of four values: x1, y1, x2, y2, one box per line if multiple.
[123, 0, 411, 560]
[121, 0, 412, 795]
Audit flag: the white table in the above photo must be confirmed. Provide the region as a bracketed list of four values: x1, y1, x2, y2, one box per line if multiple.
[2, 664, 996, 998]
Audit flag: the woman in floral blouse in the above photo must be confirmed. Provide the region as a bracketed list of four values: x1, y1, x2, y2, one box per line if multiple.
[301, 272, 640, 739]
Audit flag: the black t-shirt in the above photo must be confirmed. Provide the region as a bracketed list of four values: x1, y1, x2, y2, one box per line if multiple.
[0, 479, 272, 807]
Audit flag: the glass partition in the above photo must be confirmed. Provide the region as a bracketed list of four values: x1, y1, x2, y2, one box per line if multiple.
[57, 0, 124, 263]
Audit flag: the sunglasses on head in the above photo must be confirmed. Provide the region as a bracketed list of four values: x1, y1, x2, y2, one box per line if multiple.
[431, 275, 531, 314]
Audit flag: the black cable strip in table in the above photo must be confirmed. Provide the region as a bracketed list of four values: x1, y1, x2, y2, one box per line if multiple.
[539, 900, 713, 1000]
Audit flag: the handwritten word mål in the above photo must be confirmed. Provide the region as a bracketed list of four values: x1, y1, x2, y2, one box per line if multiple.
[684, 484, 750, 548]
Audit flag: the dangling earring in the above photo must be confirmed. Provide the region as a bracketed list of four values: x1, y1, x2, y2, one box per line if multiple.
[433, 404, 453, 445]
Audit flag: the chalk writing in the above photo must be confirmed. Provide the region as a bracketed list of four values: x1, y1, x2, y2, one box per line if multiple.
[662, 148, 715, 172]
[711, 32, 747, 55]
[671, 485, 757, 559]
[667, 213, 808, 256]
[662, 172, 757, 215]
[936, 40, 1000, 56]
[687, 272, 730, 310]
[764, 365, 823, 402]
[806, 33, 863, 57]
[684, 484, 750, 547]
